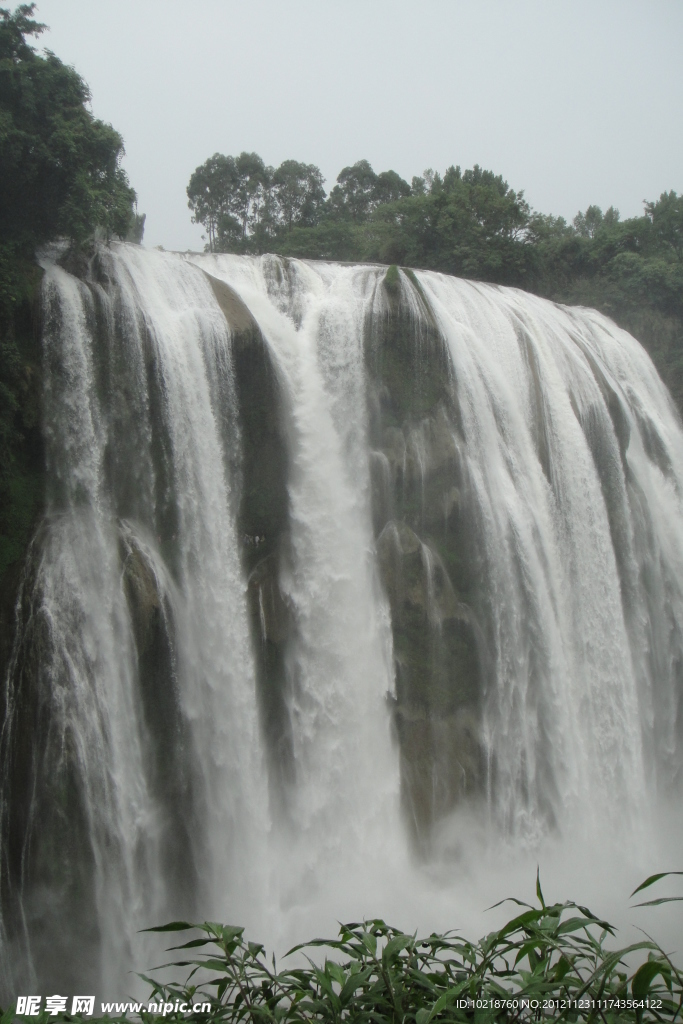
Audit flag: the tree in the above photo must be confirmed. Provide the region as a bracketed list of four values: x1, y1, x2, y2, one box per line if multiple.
[374, 169, 411, 206]
[232, 152, 270, 238]
[645, 191, 683, 260]
[328, 160, 379, 222]
[0, 3, 138, 251]
[272, 160, 326, 230]
[187, 153, 238, 251]
[187, 151, 277, 250]
[327, 161, 412, 223]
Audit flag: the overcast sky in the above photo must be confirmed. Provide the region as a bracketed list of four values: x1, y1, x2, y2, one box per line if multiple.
[32, 0, 683, 252]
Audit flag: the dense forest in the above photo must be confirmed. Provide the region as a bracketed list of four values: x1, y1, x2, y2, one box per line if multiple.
[187, 151, 683, 413]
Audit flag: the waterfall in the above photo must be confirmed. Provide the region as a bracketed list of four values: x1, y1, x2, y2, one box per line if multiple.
[1, 245, 682, 997]
[193, 254, 400, 906]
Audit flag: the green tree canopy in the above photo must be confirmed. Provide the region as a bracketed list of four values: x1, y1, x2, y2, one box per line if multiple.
[188, 152, 329, 250]
[187, 151, 273, 250]
[272, 160, 326, 230]
[0, 3, 139, 254]
[645, 190, 683, 260]
[328, 160, 379, 222]
[186, 153, 238, 251]
[326, 160, 411, 223]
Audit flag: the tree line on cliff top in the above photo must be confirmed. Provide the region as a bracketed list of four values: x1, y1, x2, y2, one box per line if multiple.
[188, 148, 682, 318]
[187, 149, 683, 410]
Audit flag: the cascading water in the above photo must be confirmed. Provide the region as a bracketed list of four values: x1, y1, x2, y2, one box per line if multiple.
[1, 245, 682, 998]
[193, 255, 400, 906]
[416, 275, 683, 831]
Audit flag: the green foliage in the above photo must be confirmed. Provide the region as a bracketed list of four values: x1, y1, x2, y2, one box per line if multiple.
[267, 220, 365, 263]
[186, 155, 414, 253]
[645, 192, 683, 261]
[0, 3, 139, 249]
[327, 159, 379, 222]
[383, 264, 401, 296]
[187, 154, 325, 252]
[272, 160, 326, 231]
[326, 160, 411, 223]
[22, 875, 680, 1023]
[360, 165, 533, 283]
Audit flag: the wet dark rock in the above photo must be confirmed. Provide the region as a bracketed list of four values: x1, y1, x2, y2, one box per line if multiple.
[119, 526, 198, 912]
[247, 551, 295, 806]
[366, 272, 486, 833]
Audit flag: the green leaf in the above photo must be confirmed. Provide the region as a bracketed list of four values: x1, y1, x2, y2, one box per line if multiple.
[326, 961, 346, 986]
[496, 907, 546, 940]
[487, 896, 533, 912]
[553, 955, 572, 982]
[630, 872, 683, 898]
[339, 967, 372, 1003]
[431, 980, 469, 1013]
[382, 934, 412, 962]
[536, 866, 545, 909]
[143, 920, 194, 932]
[514, 941, 541, 966]
[554, 917, 596, 938]
[632, 959, 667, 997]
[633, 895, 683, 907]
[166, 938, 215, 950]
[360, 931, 377, 956]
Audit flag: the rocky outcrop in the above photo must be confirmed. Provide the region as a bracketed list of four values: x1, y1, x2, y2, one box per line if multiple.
[247, 552, 294, 801]
[367, 268, 486, 835]
[207, 272, 296, 803]
[118, 524, 197, 909]
[205, 271, 291, 574]
[377, 521, 483, 830]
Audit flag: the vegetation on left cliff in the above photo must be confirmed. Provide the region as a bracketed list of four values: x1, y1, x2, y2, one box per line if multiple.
[0, 3, 141, 595]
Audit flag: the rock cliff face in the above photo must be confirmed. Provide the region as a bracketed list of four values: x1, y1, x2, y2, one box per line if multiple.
[366, 269, 485, 837]
[206, 271, 297, 805]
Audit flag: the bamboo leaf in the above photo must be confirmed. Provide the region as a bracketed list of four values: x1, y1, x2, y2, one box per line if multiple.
[382, 934, 412, 962]
[631, 872, 683, 898]
[632, 959, 667, 997]
[536, 866, 546, 909]
[142, 920, 194, 932]
[634, 896, 683, 907]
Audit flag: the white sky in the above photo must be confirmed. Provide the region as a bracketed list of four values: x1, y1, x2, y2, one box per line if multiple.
[33, 0, 683, 252]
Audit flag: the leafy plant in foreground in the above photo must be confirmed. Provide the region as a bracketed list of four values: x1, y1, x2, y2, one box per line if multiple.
[46, 871, 679, 1023]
